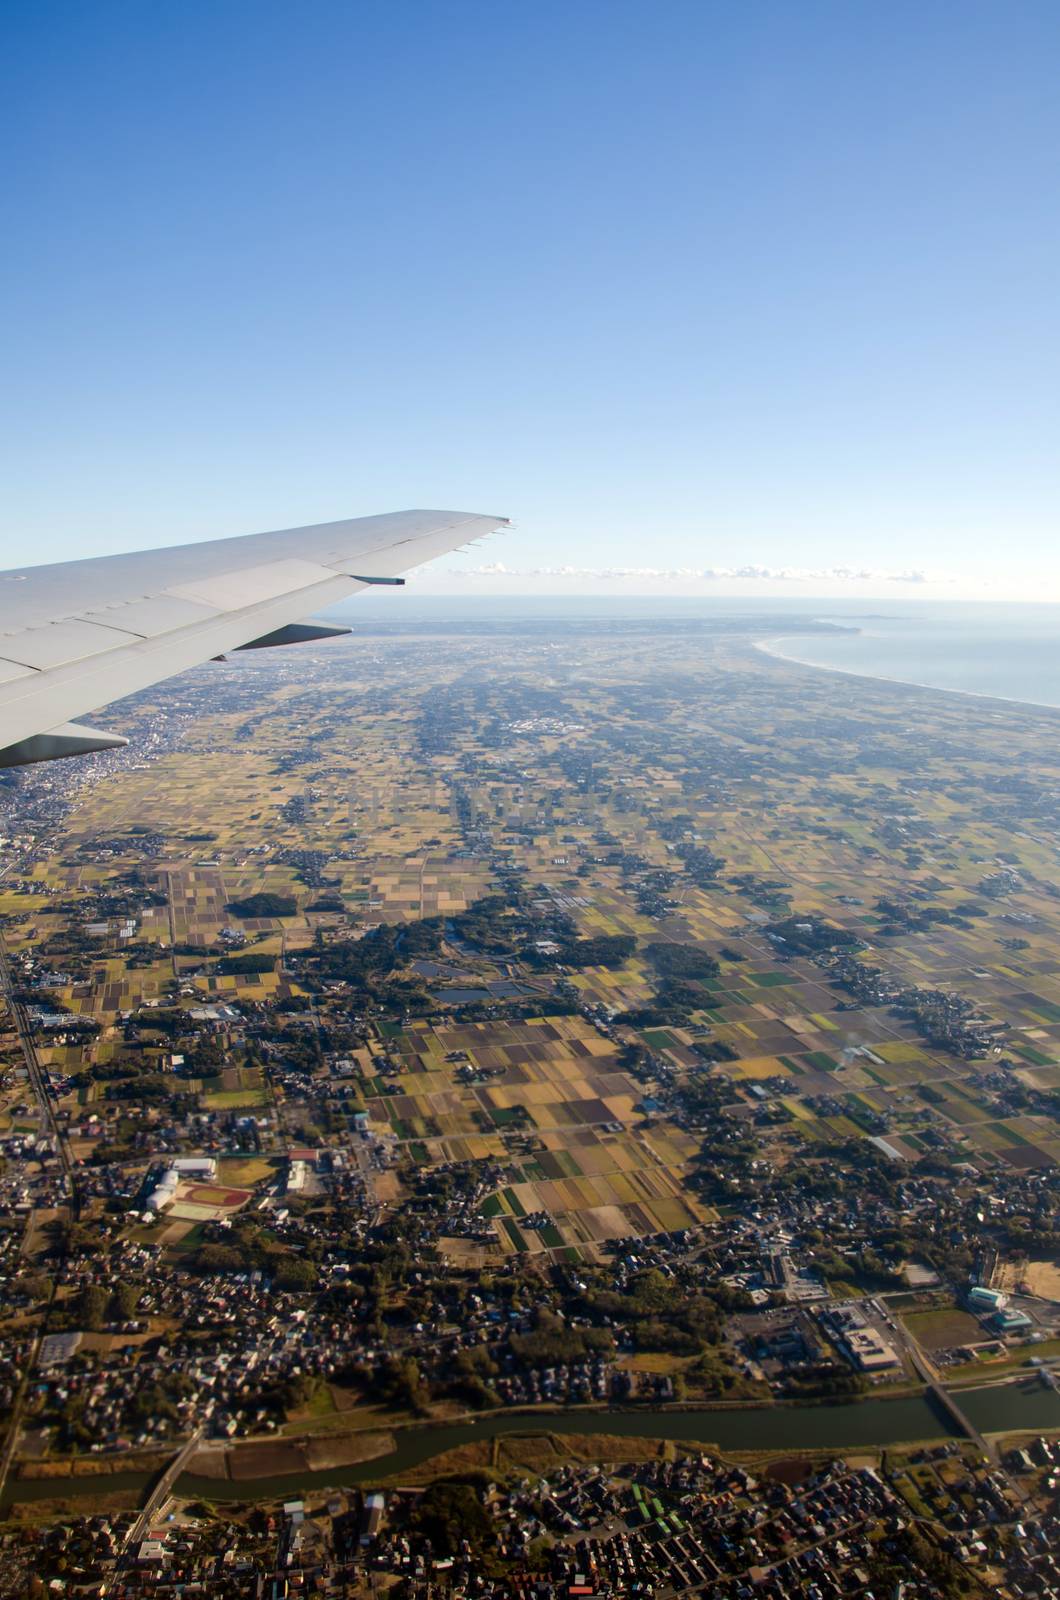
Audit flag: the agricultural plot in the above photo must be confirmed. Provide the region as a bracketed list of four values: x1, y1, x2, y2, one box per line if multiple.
[365, 1016, 641, 1143]
[358, 1015, 708, 1257]
[485, 1122, 708, 1259]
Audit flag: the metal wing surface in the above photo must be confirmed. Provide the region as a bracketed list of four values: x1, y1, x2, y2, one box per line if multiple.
[0, 508, 507, 766]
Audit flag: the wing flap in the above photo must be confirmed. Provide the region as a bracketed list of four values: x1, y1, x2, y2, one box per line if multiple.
[0, 660, 37, 686]
[1, 618, 144, 671]
[76, 595, 221, 635]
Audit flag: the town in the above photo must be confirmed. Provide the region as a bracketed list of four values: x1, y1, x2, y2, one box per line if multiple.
[0, 607, 1058, 1597]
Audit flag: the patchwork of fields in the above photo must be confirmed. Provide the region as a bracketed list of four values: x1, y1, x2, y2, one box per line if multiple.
[4, 619, 1060, 1272]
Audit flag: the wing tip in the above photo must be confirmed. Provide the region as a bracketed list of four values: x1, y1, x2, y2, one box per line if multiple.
[404, 509, 511, 527]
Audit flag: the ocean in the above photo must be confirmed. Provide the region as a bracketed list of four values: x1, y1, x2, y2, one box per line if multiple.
[761, 601, 1060, 711]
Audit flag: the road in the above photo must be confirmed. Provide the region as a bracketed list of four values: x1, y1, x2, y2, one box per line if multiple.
[885, 1301, 996, 1461]
[126, 1426, 205, 1548]
[98, 1427, 205, 1596]
[163, 868, 180, 980]
[0, 928, 75, 1193]
[0, 918, 78, 1510]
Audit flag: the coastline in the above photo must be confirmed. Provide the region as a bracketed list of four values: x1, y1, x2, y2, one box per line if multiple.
[754, 634, 1060, 718]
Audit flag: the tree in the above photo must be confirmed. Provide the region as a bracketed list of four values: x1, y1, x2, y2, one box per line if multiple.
[77, 1283, 108, 1331]
[112, 1282, 140, 1320]
[560, 935, 635, 968]
[227, 892, 297, 918]
[275, 1257, 317, 1291]
[382, 1357, 430, 1413]
[644, 942, 719, 981]
[409, 1481, 494, 1555]
[216, 952, 275, 975]
[191, 1243, 244, 1275]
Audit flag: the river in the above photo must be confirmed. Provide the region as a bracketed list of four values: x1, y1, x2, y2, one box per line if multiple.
[8, 1382, 1060, 1509]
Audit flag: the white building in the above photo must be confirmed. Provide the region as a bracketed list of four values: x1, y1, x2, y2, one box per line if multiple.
[146, 1170, 179, 1211]
[171, 1157, 217, 1178]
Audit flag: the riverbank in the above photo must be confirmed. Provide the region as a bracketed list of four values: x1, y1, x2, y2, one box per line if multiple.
[7, 1380, 1060, 1511]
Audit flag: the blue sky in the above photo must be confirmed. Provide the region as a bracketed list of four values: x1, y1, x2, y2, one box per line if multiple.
[2, 1, 1058, 598]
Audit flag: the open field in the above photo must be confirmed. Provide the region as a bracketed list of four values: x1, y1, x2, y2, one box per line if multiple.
[901, 1307, 983, 1352]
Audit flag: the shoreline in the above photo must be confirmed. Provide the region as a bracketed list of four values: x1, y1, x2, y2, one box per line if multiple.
[753, 634, 1060, 718]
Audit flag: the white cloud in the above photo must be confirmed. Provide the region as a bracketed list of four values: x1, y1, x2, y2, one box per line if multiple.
[450, 560, 944, 584]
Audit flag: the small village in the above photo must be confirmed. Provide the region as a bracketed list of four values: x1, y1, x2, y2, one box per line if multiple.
[4, 1439, 1060, 1597]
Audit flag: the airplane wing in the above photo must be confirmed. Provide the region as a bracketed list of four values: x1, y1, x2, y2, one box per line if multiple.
[0, 508, 508, 767]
